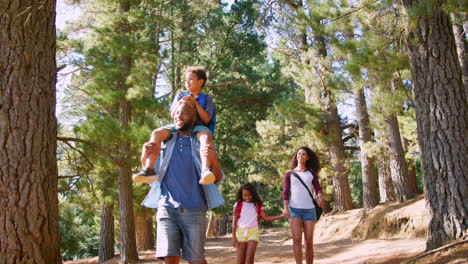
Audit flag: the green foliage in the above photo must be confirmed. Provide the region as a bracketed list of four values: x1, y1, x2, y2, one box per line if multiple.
[59, 195, 99, 260]
[348, 162, 363, 207]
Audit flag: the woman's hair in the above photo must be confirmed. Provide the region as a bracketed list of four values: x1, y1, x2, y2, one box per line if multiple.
[235, 182, 262, 205]
[289, 146, 320, 172]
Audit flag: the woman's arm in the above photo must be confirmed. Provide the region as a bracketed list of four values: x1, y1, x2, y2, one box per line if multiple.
[311, 171, 325, 207]
[282, 172, 291, 218]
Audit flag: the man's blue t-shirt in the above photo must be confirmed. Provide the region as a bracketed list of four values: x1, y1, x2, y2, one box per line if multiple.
[157, 136, 208, 211]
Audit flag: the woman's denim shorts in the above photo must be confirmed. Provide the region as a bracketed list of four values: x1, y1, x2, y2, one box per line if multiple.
[290, 207, 317, 221]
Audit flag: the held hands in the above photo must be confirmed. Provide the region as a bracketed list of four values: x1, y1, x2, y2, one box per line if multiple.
[282, 209, 291, 219]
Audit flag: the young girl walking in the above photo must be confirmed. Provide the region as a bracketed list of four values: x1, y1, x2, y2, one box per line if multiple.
[232, 183, 286, 264]
[282, 146, 325, 264]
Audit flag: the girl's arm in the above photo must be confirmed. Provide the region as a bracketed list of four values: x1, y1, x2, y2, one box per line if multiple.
[232, 206, 238, 248]
[261, 210, 287, 222]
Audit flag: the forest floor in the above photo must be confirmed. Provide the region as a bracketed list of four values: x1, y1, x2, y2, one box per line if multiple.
[65, 195, 468, 264]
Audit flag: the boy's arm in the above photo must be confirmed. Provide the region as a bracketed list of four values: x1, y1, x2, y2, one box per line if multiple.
[170, 93, 180, 119]
[182, 95, 212, 124]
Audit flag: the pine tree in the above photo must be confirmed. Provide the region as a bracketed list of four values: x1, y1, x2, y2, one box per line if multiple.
[402, 0, 468, 250]
[0, 0, 62, 263]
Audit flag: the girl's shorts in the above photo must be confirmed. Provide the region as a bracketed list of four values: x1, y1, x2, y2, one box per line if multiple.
[236, 227, 260, 242]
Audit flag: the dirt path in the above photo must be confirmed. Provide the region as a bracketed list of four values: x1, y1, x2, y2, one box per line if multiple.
[67, 228, 428, 264]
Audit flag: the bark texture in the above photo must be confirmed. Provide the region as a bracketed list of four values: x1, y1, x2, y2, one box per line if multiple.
[135, 207, 154, 251]
[355, 88, 379, 211]
[375, 129, 395, 203]
[402, 0, 468, 250]
[450, 12, 468, 92]
[99, 204, 115, 262]
[384, 114, 414, 202]
[327, 105, 354, 211]
[0, 0, 62, 263]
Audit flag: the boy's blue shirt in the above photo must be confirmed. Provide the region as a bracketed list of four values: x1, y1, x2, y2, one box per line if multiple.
[141, 131, 225, 210]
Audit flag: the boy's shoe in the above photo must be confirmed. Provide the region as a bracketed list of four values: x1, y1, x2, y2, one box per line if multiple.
[132, 168, 159, 183]
[199, 168, 215, 185]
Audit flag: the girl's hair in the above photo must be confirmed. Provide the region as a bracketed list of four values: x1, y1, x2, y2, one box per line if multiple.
[235, 182, 262, 205]
[289, 146, 320, 172]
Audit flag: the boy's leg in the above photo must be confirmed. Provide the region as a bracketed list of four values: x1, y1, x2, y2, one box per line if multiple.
[133, 128, 171, 183]
[196, 130, 215, 185]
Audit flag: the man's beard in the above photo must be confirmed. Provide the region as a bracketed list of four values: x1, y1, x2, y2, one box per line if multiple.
[176, 121, 194, 132]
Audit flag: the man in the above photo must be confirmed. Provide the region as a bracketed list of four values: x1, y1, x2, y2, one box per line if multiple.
[140, 101, 224, 264]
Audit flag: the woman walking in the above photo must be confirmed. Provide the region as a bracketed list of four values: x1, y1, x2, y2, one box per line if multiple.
[282, 147, 324, 264]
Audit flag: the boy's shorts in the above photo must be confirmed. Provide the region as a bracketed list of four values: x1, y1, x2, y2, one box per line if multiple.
[236, 227, 260, 243]
[156, 206, 206, 263]
[289, 207, 317, 221]
[162, 124, 211, 134]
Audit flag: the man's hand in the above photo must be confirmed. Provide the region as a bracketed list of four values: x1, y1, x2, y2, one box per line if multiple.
[200, 144, 216, 161]
[143, 142, 159, 154]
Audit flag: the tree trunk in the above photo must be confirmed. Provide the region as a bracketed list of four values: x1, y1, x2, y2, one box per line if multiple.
[117, 1, 138, 262]
[450, 12, 468, 92]
[375, 129, 395, 203]
[355, 88, 379, 211]
[402, 0, 468, 250]
[401, 136, 420, 194]
[135, 207, 155, 251]
[99, 203, 115, 262]
[384, 114, 414, 202]
[0, 1, 62, 263]
[327, 105, 354, 211]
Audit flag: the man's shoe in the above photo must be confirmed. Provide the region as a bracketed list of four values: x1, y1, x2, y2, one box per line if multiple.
[199, 169, 215, 185]
[132, 168, 159, 183]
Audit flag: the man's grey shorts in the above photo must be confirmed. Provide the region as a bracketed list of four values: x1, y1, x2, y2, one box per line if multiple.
[156, 206, 206, 262]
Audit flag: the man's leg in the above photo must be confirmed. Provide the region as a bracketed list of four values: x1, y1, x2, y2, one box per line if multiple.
[156, 207, 182, 263]
[164, 256, 181, 264]
[179, 208, 206, 263]
[196, 130, 215, 185]
[133, 128, 171, 183]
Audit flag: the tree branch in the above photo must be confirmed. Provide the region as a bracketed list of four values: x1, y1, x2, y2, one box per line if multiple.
[342, 134, 356, 143]
[344, 146, 360, 151]
[57, 137, 122, 165]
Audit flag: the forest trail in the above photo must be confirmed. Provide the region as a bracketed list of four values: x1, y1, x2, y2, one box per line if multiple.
[65, 228, 467, 264]
[66, 196, 468, 264]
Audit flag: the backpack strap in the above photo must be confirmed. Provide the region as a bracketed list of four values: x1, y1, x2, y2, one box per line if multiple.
[235, 201, 243, 219]
[256, 203, 262, 224]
